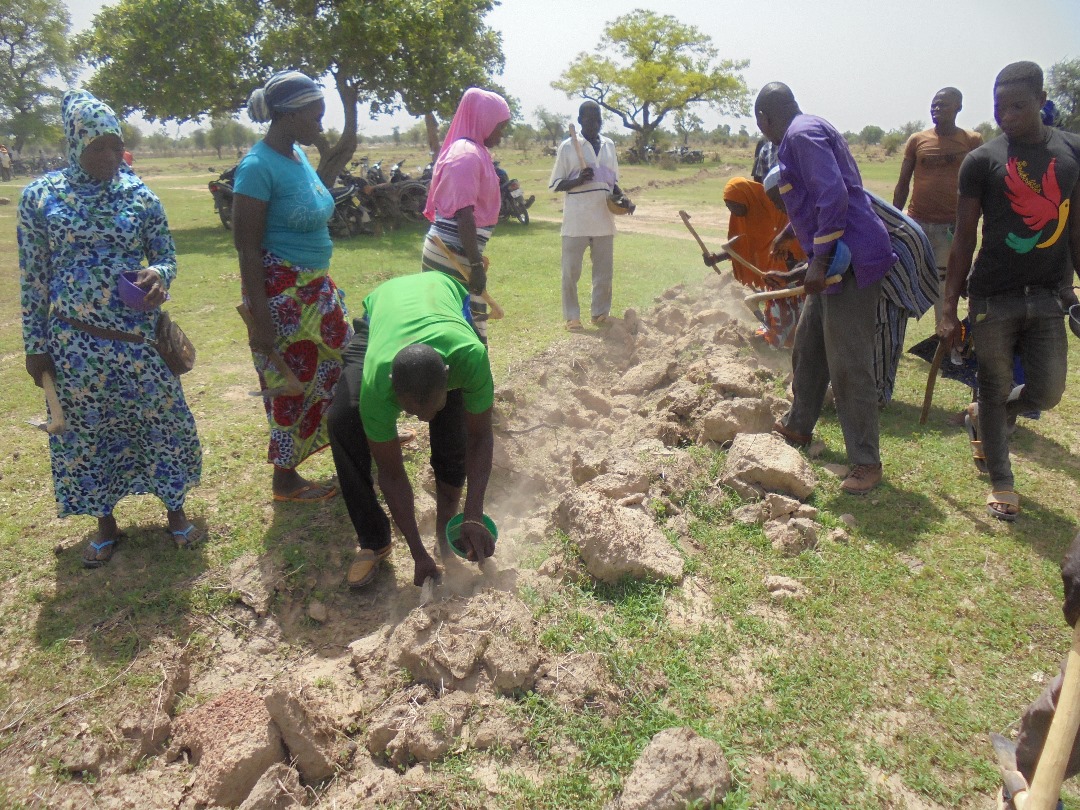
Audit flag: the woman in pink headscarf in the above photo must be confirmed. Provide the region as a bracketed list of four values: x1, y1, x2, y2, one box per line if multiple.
[420, 88, 511, 342]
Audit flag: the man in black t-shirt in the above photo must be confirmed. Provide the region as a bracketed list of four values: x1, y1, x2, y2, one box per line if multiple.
[939, 61, 1080, 521]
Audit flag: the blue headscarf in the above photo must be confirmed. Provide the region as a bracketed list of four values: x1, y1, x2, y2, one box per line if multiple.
[62, 90, 122, 175]
[247, 71, 324, 123]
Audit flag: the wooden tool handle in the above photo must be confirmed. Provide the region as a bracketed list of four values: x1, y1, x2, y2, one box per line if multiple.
[568, 123, 588, 171]
[919, 341, 947, 425]
[721, 238, 770, 281]
[428, 235, 505, 320]
[678, 210, 712, 257]
[42, 370, 65, 434]
[744, 274, 841, 305]
[1025, 621, 1080, 809]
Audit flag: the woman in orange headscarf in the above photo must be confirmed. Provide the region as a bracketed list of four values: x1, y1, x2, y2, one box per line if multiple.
[705, 176, 806, 348]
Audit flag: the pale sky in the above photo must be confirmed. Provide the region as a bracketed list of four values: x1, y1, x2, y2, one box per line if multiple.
[66, 0, 1080, 138]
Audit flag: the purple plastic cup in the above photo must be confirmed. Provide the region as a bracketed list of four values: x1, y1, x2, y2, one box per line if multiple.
[118, 270, 167, 311]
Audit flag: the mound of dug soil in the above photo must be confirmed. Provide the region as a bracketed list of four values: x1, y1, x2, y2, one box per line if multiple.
[7, 271, 835, 808]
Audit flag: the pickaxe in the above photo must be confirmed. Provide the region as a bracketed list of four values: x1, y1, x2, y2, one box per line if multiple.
[990, 621, 1080, 809]
[743, 274, 841, 320]
[428, 234, 505, 320]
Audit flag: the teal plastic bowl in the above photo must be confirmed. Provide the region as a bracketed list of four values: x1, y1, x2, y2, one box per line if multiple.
[445, 513, 498, 558]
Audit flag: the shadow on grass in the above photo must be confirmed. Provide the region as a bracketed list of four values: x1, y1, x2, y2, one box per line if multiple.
[1010, 422, 1080, 489]
[489, 219, 561, 240]
[34, 517, 211, 663]
[253, 481, 434, 654]
[816, 478, 943, 551]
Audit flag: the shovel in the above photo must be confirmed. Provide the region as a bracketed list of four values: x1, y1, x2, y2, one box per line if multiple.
[427, 235, 505, 320]
[26, 370, 66, 434]
[236, 304, 304, 399]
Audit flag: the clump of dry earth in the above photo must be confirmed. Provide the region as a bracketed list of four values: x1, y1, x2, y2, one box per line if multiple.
[2, 272, 904, 809]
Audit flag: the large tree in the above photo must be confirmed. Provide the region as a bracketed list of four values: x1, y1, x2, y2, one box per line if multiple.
[384, 0, 506, 156]
[78, 0, 266, 123]
[0, 0, 78, 153]
[79, 0, 505, 183]
[552, 9, 749, 150]
[1048, 57, 1080, 132]
[534, 107, 569, 145]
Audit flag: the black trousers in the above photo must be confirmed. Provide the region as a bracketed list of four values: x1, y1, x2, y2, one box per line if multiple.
[326, 318, 468, 550]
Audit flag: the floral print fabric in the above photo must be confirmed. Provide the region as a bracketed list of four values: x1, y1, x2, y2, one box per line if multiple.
[245, 251, 352, 469]
[18, 89, 202, 517]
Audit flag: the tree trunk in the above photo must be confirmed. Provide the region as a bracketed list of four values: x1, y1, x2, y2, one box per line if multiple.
[314, 74, 360, 187]
[424, 112, 441, 157]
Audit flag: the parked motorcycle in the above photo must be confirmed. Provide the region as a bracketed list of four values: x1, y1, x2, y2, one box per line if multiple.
[353, 156, 388, 185]
[327, 183, 373, 238]
[494, 161, 534, 225]
[389, 158, 412, 183]
[337, 167, 427, 227]
[208, 166, 236, 230]
[667, 145, 704, 164]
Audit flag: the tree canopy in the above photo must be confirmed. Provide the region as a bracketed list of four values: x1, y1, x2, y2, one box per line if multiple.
[0, 0, 78, 152]
[1048, 57, 1080, 132]
[78, 0, 266, 124]
[552, 9, 749, 149]
[78, 0, 506, 182]
[385, 0, 506, 155]
[534, 107, 569, 144]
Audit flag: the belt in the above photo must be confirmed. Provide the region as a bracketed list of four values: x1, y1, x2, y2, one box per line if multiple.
[55, 313, 151, 345]
[978, 285, 1058, 301]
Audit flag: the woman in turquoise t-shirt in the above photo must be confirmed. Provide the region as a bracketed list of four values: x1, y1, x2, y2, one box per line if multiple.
[233, 71, 353, 502]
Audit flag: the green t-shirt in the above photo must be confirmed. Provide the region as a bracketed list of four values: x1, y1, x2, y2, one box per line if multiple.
[360, 272, 494, 442]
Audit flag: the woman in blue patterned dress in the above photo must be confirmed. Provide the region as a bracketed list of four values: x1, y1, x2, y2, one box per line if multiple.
[233, 71, 352, 502]
[18, 90, 203, 567]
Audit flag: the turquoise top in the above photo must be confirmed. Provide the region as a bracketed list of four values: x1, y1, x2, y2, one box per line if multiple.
[234, 141, 334, 268]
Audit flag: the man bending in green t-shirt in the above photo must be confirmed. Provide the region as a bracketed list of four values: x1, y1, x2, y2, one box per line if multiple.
[327, 271, 496, 588]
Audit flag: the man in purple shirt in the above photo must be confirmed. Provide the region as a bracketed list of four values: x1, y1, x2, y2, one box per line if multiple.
[755, 82, 897, 495]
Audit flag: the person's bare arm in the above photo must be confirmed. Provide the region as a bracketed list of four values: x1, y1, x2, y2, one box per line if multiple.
[233, 194, 274, 352]
[369, 438, 439, 583]
[893, 155, 916, 210]
[938, 195, 981, 348]
[1065, 177, 1080, 308]
[456, 407, 496, 561]
[453, 205, 486, 294]
[554, 168, 594, 192]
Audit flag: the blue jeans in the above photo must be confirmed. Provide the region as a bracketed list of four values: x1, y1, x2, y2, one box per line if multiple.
[969, 289, 1068, 490]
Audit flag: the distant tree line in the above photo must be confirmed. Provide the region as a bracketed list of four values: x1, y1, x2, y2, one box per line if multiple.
[1, 1, 1077, 167]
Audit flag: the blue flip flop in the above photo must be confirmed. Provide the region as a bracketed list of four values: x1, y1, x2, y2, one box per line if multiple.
[82, 536, 121, 568]
[170, 523, 206, 550]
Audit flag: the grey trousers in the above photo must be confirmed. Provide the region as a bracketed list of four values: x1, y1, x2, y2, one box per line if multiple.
[969, 290, 1068, 491]
[561, 234, 614, 321]
[915, 220, 953, 322]
[783, 271, 882, 466]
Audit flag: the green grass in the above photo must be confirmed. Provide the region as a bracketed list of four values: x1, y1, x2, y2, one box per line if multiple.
[1, 145, 1078, 807]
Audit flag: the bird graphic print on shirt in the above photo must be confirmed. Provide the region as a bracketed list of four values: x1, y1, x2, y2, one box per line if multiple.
[1004, 156, 1070, 253]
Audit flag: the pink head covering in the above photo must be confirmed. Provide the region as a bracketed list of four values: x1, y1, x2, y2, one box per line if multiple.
[423, 88, 511, 227]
